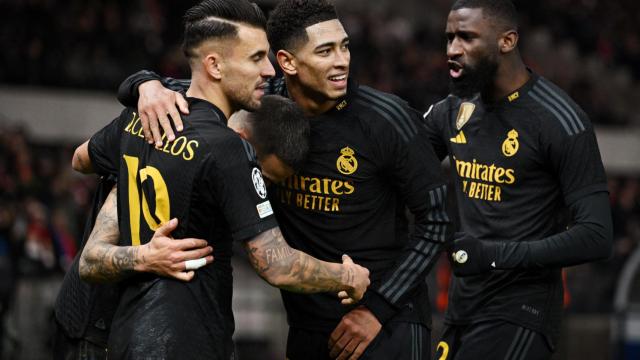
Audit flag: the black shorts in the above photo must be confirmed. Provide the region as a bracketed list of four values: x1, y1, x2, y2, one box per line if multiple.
[286, 321, 430, 360]
[435, 321, 552, 360]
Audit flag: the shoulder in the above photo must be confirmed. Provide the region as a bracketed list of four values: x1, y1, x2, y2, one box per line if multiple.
[117, 107, 138, 126]
[352, 85, 421, 142]
[524, 76, 591, 137]
[205, 130, 257, 168]
[424, 95, 457, 122]
[184, 102, 233, 143]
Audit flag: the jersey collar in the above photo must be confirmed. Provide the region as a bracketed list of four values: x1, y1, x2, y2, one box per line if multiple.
[494, 68, 539, 107]
[185, 97, 227, 124]
[274, 76, 358, 116]
[325, 78, 358, 115]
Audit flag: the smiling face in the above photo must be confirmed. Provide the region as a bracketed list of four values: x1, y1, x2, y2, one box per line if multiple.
[289, 19, 350, 103]
[445, 7, 500, 98]
[220, 24, 275, 111]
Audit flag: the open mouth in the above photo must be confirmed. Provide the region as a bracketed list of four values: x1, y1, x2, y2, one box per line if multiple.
[328, 74, 348, 86]
[448, 61, 464, 79]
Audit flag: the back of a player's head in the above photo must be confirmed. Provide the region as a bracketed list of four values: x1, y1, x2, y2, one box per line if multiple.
[267, 0, 338, 52]
[249, 95, 309, 172]
[182, 0, 267, 59]
[451, 0, 518, 32]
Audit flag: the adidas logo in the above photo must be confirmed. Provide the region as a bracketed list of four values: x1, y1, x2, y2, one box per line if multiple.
[450, 131, 467, 144]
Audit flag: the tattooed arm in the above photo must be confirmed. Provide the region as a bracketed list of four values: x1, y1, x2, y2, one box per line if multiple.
[79, 186, 137, 282]
[79, 186, 213, 283]
[243, 227, 370, 302]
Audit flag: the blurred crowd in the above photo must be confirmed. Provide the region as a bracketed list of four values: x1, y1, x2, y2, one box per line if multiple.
[1, 0, 639, 125]
[0, 125, 97, 357]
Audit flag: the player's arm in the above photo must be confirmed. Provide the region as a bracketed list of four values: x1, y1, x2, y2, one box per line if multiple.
[243, 227, 369, 302]
[117, 70, 191, 146]
[329, 106, 451, 360]
[451, 191, 612, 276]
[357, 109, 450, 323]
[422, 101, 450, 162]
[71, 140, 92, 174]
[79, 186, 213, 283]
[73, 110, 132, 177]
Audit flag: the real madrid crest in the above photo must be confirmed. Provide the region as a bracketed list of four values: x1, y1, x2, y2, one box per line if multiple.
[336, 146, 358, 175]
[456, 102, 475, 130]
[501, 129, 519, 157]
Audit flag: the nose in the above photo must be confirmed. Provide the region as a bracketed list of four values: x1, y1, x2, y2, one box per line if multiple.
[261, 58, 276, 78]
[447, 37, 462, 59]
[335, 48, 350, 68]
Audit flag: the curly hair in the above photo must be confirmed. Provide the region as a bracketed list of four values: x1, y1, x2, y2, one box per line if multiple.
[451, 0, 519, 31]
[267, 0, 338, 53]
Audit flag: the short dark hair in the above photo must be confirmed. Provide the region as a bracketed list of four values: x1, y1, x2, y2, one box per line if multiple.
[451, 0, 519, 31]
[248, 95, 309, 172]
[267, 0, 338, 52]
[182, 0, 267, 58]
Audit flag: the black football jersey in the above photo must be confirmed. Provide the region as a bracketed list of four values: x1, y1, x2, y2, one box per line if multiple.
[271, 81, 449, 330]
[88, 98, 277, 359]
[424, 72, 607, 341]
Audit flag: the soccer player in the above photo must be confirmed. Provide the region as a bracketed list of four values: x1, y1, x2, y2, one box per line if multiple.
[68, 1, 370, 359]
[53, 176, 213, 359]
[423, 0, 613, 359]
[54, 94, 308, 359]
[75, 94, 311, 283]
[116, 1, 451, 359]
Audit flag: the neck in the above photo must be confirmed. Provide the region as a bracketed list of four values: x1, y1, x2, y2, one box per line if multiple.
[284, 76, 338, 116]
[490, 57, 529, 101]
[186, 72, 234, 119]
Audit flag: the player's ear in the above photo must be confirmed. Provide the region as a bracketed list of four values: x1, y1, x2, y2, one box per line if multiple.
[276, 49, 297, 76]
[203, 52, 223, 80]
[228, 110, 253, 140]
[233, 126, 250, 140]
[499, 30, 518, 54]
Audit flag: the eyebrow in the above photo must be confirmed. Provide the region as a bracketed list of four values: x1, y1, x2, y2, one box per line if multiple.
[314, 37, 350, 50]
[249, 49, 268, 58]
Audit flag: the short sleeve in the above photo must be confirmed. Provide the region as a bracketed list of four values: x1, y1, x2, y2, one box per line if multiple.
[203, 136, 278, 241]
[546, 119, 608, 205]
[88, 109, 130, 176]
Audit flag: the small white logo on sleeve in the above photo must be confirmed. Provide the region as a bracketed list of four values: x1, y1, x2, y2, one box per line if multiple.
[252, 167, 267, 199]
[453, 250, 468, 264]
[256, 200, 274, 218]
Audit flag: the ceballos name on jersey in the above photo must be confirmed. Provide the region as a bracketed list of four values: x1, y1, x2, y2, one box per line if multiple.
[453, 156, 516, 202]
[276, 175, 354, 213]
[124, 112, 199, 161]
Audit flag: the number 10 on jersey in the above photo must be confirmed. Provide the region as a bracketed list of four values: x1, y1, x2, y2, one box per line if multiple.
[123, 155, 171, 245]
